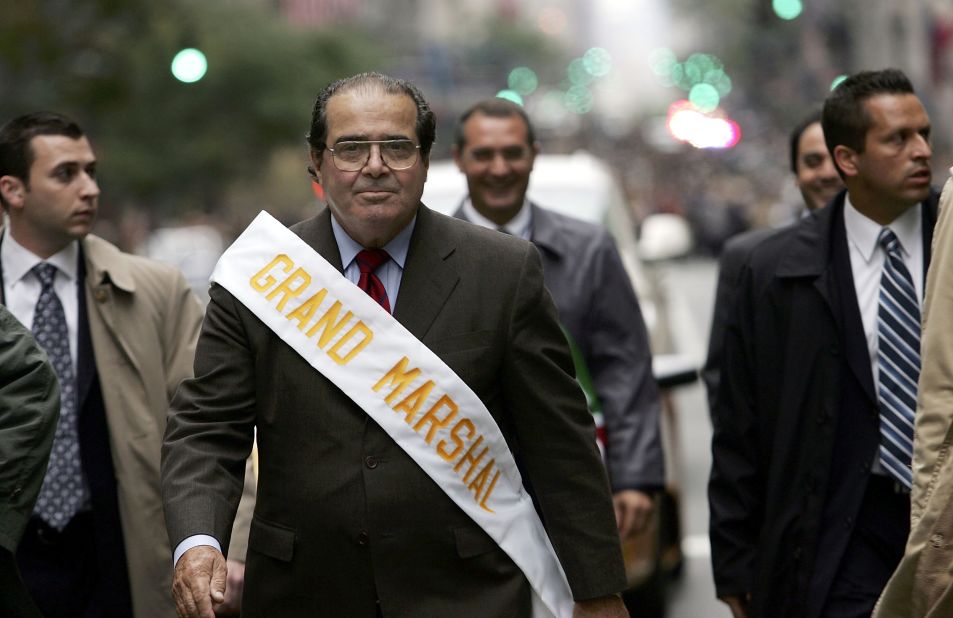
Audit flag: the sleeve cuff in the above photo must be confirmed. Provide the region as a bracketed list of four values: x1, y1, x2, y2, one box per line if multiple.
[173, 534, 222, 567]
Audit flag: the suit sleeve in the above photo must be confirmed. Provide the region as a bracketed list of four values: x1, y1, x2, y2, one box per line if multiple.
[708, 258, 764, 599]
[583, 231, 664, 491]
[503, 244, 627, 600]
[0, 306, 60, 552]
[161, 283, 257, 554]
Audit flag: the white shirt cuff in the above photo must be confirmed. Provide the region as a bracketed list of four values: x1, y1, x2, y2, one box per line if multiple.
[173, 534, 222, 567]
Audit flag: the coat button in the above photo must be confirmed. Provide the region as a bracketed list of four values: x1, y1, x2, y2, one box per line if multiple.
[95, 289, 108, 303]
[931, 533, 944, 548]
[357, 530, 369, 546]
[365, 456, 378, 469]
[11, 485, 22, 496]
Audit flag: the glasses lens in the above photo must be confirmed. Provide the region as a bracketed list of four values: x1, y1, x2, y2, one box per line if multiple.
[333, 142, 369, 171]
[381, 140, 418, 169]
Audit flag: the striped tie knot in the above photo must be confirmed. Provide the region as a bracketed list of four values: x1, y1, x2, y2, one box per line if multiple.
[355, 248, 390, 274]
[878, 228, 903, 258]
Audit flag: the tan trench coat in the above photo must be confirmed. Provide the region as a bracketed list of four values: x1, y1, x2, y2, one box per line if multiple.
[876, 172, 953, 617]
[82, 234, 255, 618]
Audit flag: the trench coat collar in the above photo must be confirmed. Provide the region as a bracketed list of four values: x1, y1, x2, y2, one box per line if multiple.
[82, 234, 137, 293]
[526, 203, 571, 261]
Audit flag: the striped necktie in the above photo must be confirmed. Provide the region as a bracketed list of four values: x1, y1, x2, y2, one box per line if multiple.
[876, 228, 920, 488]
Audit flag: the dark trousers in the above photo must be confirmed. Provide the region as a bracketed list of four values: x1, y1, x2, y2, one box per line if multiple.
[821, 474, 910, 618]
[0, 546, 42, 618]
[16, 512, 131, 618]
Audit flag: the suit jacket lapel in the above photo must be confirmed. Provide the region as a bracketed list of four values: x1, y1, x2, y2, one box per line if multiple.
[290, 208, 344, 272]
[393, 206, 459, 340]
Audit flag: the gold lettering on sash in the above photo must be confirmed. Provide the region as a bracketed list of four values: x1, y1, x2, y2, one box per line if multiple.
[285, 289, 329, 330]
[437, 418, 475, 461]
[373, 357, 422, 405]
[305, 301, 352, 345]
[265, 267, 312, 312]
[454, 436, 489, 483]
[327, 322, 373, 366]
[250, 254, 294, 292]
[478, 470, 501, 513]
[393, 380, 436, 424]
[412, 395, 459, 444]
[468, 459, 496, 501]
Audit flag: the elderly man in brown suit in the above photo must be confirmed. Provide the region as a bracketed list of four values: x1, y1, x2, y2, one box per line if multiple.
[0, 111, 256, 617]
[162, 72, 629, 618]
[875, 171, 953, 617]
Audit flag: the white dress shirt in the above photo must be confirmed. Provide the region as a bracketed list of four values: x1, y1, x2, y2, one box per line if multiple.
[1, 227, 80, 374]
[461, 199, 532, 240]
[844, 195, 923, 475]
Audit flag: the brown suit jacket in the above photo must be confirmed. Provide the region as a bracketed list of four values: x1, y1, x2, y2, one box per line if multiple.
[161, 205, 626, 617]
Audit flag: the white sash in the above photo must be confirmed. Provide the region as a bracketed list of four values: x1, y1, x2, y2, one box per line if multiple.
[211, 212, 575, 618]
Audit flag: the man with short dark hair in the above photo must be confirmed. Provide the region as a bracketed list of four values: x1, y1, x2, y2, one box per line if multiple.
[162, 73, 629, 618]
[0, 111, 256, 617]
[450, 98, 664, 540]
[709, 68, 937, 617]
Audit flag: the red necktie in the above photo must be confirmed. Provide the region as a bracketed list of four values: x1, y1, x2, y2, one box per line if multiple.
[355, 248, 391, 313]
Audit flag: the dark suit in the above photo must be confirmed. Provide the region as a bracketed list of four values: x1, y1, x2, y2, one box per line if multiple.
[455, 203, 664, 491]
[162, 205, 626, 617]
[708, 190, 938, 617]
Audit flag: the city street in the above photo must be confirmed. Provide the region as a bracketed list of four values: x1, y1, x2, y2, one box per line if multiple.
[653, 257, 731, 617]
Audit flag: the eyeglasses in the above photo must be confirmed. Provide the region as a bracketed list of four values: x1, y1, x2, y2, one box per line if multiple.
[327, 139, 421, 172]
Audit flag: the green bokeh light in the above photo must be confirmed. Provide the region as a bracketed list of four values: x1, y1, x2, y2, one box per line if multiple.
[830, 74, 848, 91]
[704, 70, 732, 96]
[583, 47, 612, 77]
[171, 48, 208, 83]
[689, 83, 720, 113]
[649, 48, 677, 76]
[563, 85, 593, 114]
[773, 0, 803, 20]
[508, 67, 539, 96]
[496, 90, 524, 105]
[567, 58, 593, 86]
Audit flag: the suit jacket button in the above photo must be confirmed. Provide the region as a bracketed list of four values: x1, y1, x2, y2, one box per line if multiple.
[931, 533, 944, 548]
[365, 456, 378, 469]
[357, 531, 369, 546]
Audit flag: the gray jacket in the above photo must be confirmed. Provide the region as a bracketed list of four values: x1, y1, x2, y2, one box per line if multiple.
[457, 203, 664, 490]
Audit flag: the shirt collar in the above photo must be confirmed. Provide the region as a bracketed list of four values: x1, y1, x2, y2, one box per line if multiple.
[330, 214, 415, 270]
[1, 227, 79, 284]
[844, 193, 921, 263]
[461, 198, 532, 240]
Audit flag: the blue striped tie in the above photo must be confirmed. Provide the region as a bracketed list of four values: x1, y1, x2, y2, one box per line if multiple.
[876, 228, 920, 488]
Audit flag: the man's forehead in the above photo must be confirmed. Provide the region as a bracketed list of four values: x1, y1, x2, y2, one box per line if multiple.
[30, 134, 95, 166]
[325, 89, 417, 138]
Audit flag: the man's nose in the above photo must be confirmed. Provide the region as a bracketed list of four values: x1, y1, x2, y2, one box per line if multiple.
[363, 144, 389, 177]
[911, 134, 932, 161]
[487, 152, 511, 175]
[80, 172, 100, 199]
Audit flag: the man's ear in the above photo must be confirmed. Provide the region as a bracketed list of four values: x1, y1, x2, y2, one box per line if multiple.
[308, 149, 323, 183]
[832, 145, 858, 178]
[0, 175, 25, 209]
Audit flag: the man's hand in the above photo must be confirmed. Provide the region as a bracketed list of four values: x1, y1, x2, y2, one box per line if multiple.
[719, 594, 750, 618]
[172, 545, 227, 618]
[573, 594, 629, 617]
[213, 560, 245, 617]
[612, 490, 654, 538]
